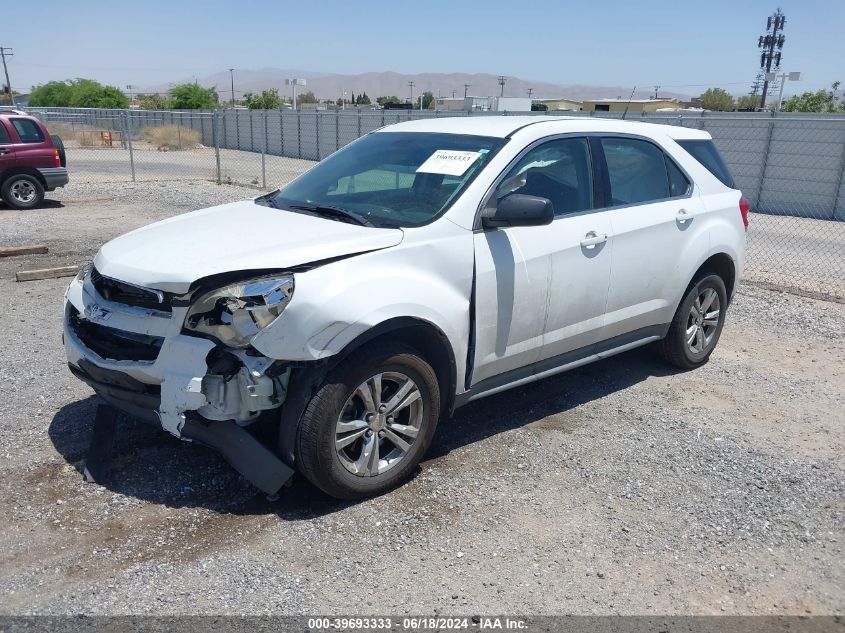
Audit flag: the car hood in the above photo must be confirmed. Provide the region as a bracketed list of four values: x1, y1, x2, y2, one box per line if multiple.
[94, 200, 404, 293]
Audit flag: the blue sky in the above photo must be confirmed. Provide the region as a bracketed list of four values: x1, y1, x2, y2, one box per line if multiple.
[5, 0, 840, 96]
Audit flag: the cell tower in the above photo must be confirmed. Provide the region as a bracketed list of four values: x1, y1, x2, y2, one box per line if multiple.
[754, 8, 786, 108]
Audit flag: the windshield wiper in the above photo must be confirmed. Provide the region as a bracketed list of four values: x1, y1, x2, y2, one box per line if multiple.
[287, 203, 374, 227]
[254, 190, 281, 208]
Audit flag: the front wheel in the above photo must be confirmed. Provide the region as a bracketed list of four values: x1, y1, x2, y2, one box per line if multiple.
[1, 174, 45, 210]
[658, 273, 728, 370]
[294, 343, 441, 499]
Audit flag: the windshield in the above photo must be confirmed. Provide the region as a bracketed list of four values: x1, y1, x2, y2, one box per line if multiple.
[269, 132, 506, 228]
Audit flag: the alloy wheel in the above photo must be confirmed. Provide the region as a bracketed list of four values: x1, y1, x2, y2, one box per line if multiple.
[686, 287, 720, 354]
[10, 179, 37, 204]
[335, 371, 423, 477]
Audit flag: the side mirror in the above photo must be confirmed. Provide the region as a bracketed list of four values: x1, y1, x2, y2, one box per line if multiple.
[481, 194, 555, 228]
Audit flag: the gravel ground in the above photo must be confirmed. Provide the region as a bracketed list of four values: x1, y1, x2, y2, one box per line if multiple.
[0, 182, 842, 616]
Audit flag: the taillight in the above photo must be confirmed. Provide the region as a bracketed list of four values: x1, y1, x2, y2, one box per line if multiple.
[54, 148, 60, 168]
[739, 196, 750, 231]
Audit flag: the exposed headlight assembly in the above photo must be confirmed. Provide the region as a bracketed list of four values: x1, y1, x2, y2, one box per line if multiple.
[75, 262, 94, 283]
[184, 275, 294, 348]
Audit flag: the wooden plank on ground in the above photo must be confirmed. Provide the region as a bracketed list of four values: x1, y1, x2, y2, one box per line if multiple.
[15, 265, 79, 282]
[0, 245, 49, 258]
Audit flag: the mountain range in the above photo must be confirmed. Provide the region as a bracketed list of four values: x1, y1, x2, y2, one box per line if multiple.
[143, 68, 689, 102]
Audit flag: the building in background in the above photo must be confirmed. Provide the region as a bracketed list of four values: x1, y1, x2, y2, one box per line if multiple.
[434, 97, 467, 111]
[534, 98, 583, 111]
[461, 96, 532, 112]
[582, 98, 682, 113]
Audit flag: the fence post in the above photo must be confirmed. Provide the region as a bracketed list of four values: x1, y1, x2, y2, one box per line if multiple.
[316, 112, 321, 160]
[123, 110, 136, 182]
[755, 115, 776, 210]
[297, 111, 302, 159]
[213, 110, 222, 185]
[261, 111, 267, 189]
[357, 109, 362, 138]
[833, 135, 845, 221]
[335, 112, 340, 152]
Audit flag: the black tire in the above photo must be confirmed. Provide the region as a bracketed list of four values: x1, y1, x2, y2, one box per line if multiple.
[1, 174, 45, 210]
[295, 343, 441, 499]
[658, 273, 728, 370]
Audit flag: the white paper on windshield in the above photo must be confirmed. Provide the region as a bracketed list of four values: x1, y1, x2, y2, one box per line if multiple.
[416, 150, 482, 177]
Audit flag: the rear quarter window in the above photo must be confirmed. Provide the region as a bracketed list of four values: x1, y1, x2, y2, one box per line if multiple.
[677, 139, 735, 188]
[10, 118, 46, 144]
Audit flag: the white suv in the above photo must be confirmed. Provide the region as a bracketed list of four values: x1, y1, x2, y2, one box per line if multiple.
[64, 116, 747, 499]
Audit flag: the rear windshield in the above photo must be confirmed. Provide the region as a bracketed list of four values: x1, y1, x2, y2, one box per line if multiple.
[677, 140, 734, 188]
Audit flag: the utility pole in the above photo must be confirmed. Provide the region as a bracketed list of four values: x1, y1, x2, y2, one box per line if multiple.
[653, 85, 660, 99]
[527, 88, 533, 99]
[408, 81, 415, 104]
[497, 75, 506, 97]
[0, 47, 14, 105]
[757, 8, 786, 109]
[463, 83, 471, 98]
[228, 68, 235, 108]
[773, 71, 801, 111]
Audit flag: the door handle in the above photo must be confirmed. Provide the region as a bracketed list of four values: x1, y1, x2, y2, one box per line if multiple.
[676, 208, 694, 224]
[580, 231, 608, 249]
[0, 149, 11, 155]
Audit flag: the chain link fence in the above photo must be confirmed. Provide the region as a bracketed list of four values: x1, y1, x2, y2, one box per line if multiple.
[26, 107, 845, 300]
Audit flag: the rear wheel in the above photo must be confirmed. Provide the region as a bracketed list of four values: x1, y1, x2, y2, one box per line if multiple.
[294, 343, 440, 499]
[658, 274, 727, 370]
[1, 174, 45, 210]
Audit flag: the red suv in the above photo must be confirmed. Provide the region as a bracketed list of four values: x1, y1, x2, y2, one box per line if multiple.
[0, 111, 68, 209]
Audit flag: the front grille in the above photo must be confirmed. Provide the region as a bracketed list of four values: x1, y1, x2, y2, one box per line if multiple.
[68, 306, 164, 362]
[91, 267, 172, 312]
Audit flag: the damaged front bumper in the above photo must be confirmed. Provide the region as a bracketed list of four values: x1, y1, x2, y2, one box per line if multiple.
[63, 271, 295, 494]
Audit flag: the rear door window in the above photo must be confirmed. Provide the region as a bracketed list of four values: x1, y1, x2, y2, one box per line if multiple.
[666, 156, 691, 197]
[0, 122, 10, 144]
[677, 139, 735, 188]
[10, 118, 45, 143]
[601, 138, 670, 205]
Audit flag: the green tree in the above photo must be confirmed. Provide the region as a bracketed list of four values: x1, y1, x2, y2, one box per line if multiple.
[169, 83, 218, 109]
[377, 95, 401, 106]
[699, 87, 735, 112]
[297, 90, 318, 104]
[735, 95, 759, 111]
[28, 80, 74, 106]
[780, 82, 842, 113]
[69, 79, 129, 108]
[243, 88, 282, 110]
[359, 91, 371, 105]
[29, 79, 128, 108]
[421, 91, 435, 110]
